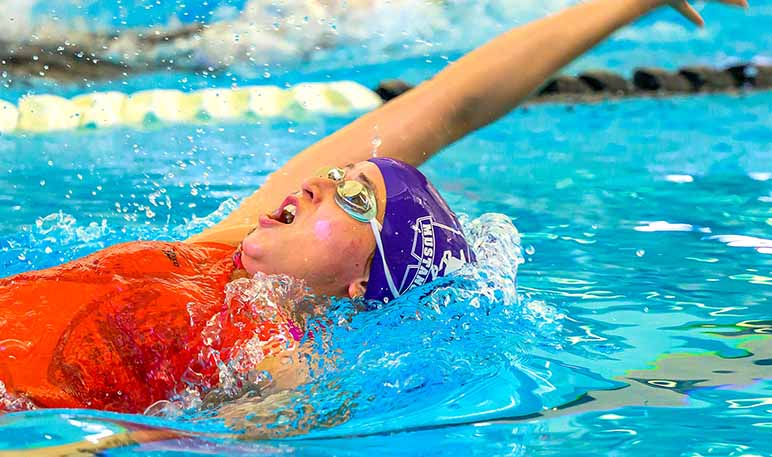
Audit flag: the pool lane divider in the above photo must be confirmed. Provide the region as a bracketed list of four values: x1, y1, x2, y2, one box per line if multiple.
[2, 63, 769, 134]
[0, 81, 382, 134]
[376, 62, 772, 103]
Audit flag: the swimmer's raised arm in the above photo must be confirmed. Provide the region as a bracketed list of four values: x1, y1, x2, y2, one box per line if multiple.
[190, 0, 747, 245]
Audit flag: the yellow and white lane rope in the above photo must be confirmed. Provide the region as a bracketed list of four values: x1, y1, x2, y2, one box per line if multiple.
[0, 81, 382, 134]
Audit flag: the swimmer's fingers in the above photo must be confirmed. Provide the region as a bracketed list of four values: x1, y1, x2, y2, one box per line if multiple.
[715, 0, 749, 7]
[673, 1, 704, 27]
[668, 0, 749, 28]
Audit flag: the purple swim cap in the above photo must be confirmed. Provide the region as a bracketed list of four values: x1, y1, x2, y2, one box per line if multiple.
[365, 158, 475, 302]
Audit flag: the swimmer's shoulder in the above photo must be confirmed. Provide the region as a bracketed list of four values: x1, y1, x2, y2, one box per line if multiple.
[184, 223, 253, 246]
[73, 240, 235, 275]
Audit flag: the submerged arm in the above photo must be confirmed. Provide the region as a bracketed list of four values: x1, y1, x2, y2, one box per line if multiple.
[190, 0, 746, 245]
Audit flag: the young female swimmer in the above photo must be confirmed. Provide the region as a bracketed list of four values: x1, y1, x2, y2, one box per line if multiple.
[0, 0, 748, 415]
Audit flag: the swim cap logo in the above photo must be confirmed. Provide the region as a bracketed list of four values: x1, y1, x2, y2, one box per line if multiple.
[400, 216, 468, 293]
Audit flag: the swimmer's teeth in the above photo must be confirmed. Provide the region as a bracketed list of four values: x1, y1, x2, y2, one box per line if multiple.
[281, 204, 296, 224]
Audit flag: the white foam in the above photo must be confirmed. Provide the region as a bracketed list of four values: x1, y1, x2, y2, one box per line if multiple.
[616, 21, 709, 43]
[749, 172, 772, 181]
[664, 174, 694, 183]
[0, 0, 34, 42]
[709, 235, 772, 249]
[2, 0, 574, 71]
[634, 221, 711, 233]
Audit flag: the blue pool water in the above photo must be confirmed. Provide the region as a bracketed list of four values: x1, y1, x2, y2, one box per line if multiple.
[1, 90, 770, 455]
[2, 1, 772, 456]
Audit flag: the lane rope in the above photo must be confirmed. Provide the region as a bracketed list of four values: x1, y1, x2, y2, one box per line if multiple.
[0, 81, 382, 134]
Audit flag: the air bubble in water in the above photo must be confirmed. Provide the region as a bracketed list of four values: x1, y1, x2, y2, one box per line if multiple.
[525, 245, 536, 255]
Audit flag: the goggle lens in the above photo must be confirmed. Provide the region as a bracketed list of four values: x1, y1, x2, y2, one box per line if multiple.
[316, 167, 377, 223]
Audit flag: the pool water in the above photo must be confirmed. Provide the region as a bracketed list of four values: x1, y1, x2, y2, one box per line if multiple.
[2, 1, 772, 455]
[1, 88, 770, 455]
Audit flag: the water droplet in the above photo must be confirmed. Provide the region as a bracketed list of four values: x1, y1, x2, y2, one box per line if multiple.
[371, 126, 382, 157]
[636, 249, 646, 257]
[525, 245, 536, 255]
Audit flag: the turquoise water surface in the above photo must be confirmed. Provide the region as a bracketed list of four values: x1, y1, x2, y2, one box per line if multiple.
[1, 1, 771, 455]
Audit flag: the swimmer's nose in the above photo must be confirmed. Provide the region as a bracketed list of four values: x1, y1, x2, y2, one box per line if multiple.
[301, 176, 336, 205]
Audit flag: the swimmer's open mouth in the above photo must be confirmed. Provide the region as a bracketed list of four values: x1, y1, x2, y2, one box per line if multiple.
[268, 195, 298, 224]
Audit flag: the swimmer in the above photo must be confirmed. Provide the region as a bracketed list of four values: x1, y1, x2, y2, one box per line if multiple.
[0, 0, 750, 418]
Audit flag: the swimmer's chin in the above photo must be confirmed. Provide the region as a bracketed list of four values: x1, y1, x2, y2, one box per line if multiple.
[239, 253, 264, 276]
[238, 250, 285, 279]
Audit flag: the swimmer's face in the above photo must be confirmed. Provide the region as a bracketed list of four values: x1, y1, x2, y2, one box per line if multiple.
[239, 161, 386, 298]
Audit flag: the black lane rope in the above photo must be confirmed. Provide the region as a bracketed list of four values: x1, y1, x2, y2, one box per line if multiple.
[375, 63, 772, 104]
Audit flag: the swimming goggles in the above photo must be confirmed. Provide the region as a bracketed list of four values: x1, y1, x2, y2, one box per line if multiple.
[315, 166, 400, 299]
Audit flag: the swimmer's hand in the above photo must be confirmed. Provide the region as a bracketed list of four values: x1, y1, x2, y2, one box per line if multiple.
[663, 0, 748, 27]
[218, 389, 351, 439]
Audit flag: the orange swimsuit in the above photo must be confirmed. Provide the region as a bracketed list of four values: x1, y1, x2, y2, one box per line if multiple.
[0, 241, 296, 413]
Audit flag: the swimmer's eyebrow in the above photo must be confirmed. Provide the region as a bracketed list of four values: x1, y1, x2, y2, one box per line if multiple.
[343, 163, 375, 193]
[342, 163, 373, 187]
[358, 172, 374, 189]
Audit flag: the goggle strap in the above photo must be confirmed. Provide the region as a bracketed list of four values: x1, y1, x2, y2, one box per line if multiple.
[370, 218, 400, 299]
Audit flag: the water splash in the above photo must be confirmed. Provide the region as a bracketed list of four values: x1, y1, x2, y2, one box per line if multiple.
[7, 0, 766, 78]
[170, 197, 240, 238]
[371, 126, 382, 158]
[143, 272, 315, 419]
[3, 211, 591, 437]
[206, 214, 587, 439]
[0, 381, 35, 412]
